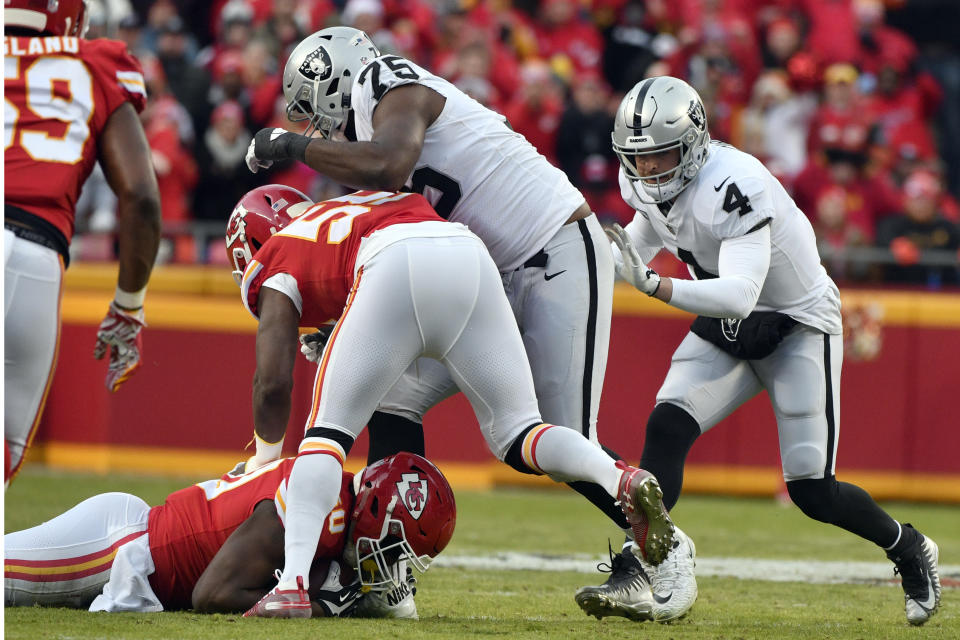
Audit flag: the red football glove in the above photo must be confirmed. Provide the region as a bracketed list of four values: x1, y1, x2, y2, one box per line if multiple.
[94, 302, 146, 392]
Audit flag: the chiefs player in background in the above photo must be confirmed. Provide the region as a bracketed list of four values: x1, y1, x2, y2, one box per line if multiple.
[5, 452, 455, 618]
[4, 0, 161, 486]
[226, 185, 676, 618]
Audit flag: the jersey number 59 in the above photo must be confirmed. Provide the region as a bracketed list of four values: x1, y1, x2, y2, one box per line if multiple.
[5, 56, 93, 163]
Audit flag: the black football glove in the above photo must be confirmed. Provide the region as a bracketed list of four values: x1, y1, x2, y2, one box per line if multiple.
[245, 128, 311, 173]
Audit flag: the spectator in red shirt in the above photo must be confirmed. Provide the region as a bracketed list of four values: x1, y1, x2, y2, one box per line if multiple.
[876, 170, 960, 286]
[503, 60, 565, 165]
[534, 0, 604, 75]
[806, 63, 875, 158]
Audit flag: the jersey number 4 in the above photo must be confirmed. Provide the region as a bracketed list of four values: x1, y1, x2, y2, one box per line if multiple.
[721, 182, 753, 217]
[4, 57, 93, 163]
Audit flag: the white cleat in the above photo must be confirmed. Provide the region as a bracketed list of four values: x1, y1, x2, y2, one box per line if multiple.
[574, 541, 655, 622]
[887, 524, 941, 626]
[640, 526, 698, 622]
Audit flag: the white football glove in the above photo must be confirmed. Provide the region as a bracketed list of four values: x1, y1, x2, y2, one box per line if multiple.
[605, 223, 661, 296]
[93, 302, 147, 392]
[299, 327, 333, 363]
[245, 137, 273, 174]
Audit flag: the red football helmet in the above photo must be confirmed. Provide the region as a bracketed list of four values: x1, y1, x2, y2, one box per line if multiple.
[4, 0, 91, 37]
[349, 453, 457, 591]
[225, 184, 313, 285]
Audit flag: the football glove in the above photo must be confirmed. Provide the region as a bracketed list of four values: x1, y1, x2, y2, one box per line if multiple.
[314, 560, 363, 618]
[93, 302, 146, 392]
[246, 127, 310, 173]
[299, 327, 334, 363]
[605, 223, 661, 296]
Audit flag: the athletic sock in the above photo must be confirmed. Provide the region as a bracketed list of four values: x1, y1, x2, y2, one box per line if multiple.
[518, 424, 621, 497]
[278, 451, 344, 590]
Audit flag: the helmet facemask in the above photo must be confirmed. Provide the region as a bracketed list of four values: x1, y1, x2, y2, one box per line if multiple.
[615, 126, 707, 204]
[349, 494, 434, 592]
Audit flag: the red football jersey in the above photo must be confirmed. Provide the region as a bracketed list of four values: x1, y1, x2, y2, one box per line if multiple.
[240, 191, 443, 326]
[146, 458, 355, 610]
[3, 35, 147, 243]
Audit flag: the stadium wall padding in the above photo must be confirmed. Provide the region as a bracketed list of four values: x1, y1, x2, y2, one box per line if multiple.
[29, 265, 960, 502]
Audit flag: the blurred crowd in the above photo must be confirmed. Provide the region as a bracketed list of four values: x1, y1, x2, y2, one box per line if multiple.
[72, 0, 960, 287]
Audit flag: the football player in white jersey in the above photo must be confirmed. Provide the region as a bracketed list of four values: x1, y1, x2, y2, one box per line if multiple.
[243, 25, 642, 569]
[574, 76, 941, 627]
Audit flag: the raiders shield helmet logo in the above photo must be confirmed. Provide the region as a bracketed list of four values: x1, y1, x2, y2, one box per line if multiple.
[687, 99, 706, 131]
[396, 472, 428, 520]
[299, 46, 333, 82]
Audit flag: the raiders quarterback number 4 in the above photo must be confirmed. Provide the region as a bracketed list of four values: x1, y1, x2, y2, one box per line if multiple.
[721, 182, 753, 217]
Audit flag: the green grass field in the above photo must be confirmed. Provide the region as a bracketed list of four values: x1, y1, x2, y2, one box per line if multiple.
[5, 466, 959, 639]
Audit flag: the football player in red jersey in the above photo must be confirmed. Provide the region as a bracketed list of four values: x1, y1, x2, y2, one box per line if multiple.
[4, 452, 454, 617]
[3, 0, 161, 486]
[226, 185, 678, 618]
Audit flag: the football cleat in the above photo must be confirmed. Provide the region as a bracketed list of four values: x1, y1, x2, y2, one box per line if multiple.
[617, 466, 676, 565]
[243, 575, 311, 618]
[575, 541, 654, 621]
[641, 527, 698, 622]
[886, 524, 940, 626]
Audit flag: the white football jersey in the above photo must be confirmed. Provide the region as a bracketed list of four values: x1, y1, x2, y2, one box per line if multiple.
[621, 141, 842, 334]
[351, 54, 585, 271]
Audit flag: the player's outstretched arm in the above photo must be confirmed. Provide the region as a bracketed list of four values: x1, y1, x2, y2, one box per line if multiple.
[248, 83, 442, 191]
[192, 500, 285, 613]
[94, 102, 161, 392]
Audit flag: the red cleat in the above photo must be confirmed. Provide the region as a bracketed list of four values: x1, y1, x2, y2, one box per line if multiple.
[617, 466, 675, 566]
[243, 575, 311, 618]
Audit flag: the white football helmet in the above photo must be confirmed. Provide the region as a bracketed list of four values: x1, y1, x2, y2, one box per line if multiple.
[612, 76, 711, 204]
[283, 26, 380, 138]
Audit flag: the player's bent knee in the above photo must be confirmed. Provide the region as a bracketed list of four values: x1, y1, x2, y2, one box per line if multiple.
[785, 476, 839, 523]
[502, 424, 543, 475]
[782, 443, 826, 480]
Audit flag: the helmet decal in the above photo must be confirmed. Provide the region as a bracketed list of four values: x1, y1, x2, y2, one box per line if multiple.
[396, 472, 428, 520]
[299, 47, 332, 82]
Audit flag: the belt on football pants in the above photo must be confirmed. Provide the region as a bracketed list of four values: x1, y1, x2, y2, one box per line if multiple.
[520, 249, 549, 269]
[5, 204, 71, 266]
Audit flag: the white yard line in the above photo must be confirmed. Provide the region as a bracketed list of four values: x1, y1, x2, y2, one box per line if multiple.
[435, 552, 960, 586]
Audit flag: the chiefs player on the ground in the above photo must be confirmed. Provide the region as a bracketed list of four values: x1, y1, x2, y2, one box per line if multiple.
[4, 0, 161, 486]
[226, 185, 676, 618]
[5, 452, 455, 617]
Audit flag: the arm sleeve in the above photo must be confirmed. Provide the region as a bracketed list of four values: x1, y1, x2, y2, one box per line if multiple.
[668, 223, 771, 318]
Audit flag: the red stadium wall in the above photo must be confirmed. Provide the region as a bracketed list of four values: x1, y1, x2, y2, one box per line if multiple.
[29, 265, 960, 502]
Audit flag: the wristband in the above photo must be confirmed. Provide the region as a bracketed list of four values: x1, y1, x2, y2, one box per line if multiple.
[114, 285, 147, 310]
[287, 134, 311, 162]
[254, 432, 284, 462]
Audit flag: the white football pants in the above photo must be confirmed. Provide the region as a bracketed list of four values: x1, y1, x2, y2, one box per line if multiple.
[305, 231, 542, 459]
[657, 325, 844, 481]
[377, 215, 615, 443]
[4, 491, 161, 611]
[4, 230, 63, 482]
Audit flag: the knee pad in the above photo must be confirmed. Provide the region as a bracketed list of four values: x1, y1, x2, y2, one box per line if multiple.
[502, 424, 542, 475]
[785, 476, 838, 523]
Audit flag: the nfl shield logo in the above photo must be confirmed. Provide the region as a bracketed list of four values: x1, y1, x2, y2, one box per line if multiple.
[396, 472, 428, 520]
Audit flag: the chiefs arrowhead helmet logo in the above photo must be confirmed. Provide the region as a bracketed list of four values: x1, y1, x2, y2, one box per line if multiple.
[396, 472, 428, 520]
